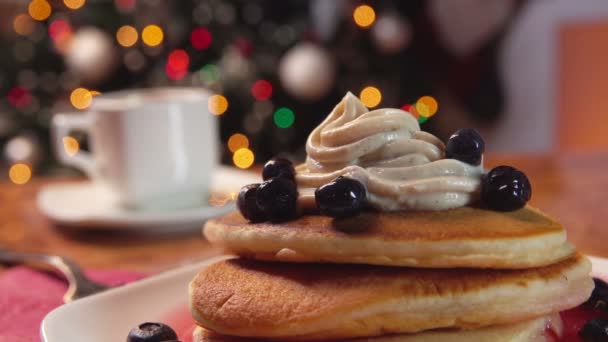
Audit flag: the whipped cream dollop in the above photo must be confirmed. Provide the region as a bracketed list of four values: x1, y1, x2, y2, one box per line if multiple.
[296, 92, 484, 211]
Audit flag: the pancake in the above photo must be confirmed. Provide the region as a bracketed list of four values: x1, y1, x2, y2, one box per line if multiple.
[203, 206, 574, 269]
[192, 313, 563, 342]
[189, 255, 592, 341]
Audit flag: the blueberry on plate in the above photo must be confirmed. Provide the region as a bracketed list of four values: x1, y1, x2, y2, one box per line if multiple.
[256, 177, 298, 222]
[445, 128, 485, 165]
[315, 176, 367, 218]
[127, 322, 179, 342]
[262, 157, 295, 181]
[585, 278, 608, 311]
[579, 318, 608, 342]
[237, 184, 266, 222]
[482, 165, 531, 211]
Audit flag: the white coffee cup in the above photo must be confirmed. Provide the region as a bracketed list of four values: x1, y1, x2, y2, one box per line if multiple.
[52, 87, 218, 211]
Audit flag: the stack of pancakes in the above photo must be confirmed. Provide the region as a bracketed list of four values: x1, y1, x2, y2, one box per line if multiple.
[189, 206, 593, 341]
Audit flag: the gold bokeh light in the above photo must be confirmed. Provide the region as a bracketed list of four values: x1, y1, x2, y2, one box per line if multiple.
[353, 5, 376, 28]
[208, 95, 228, 115]
[142, 24, 164, 47]
[62, 136, 80, 156]
[233, 148, 255, 169]
[70, 88, 92, 110]
[116, 25, 138, 47]
[359, 86, 382, 108]
[9, 163, 32, 185]
[416, 96, 439, 117]
[63, 0, 85, 10]
[227, 133, 249, 153]
[28, 0, 52, 21]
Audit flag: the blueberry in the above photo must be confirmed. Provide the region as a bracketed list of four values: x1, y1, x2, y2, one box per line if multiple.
[127, 322, 179, 342]
[262, 157, 295, 181]
[482, 165, 531, 211]
[445, 128, 485, 165]
[584, 278, 608, 311]
[315, 176, 367, 218]
[579, 318, 608, 342]
[237, 184, 266, 222]
[256, 177, 298, 222]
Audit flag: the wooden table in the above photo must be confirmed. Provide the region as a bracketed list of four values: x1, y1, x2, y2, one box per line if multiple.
[0, 152, 607, 274]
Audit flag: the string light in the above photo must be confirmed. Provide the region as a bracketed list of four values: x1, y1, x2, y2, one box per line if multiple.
[62, 136, 80, 156]
[208, 95, 228, 115]
[353, 5, 376, 28]
[70, 88, 92, 110]
[415, 96, 439, 118]
[227, 133, 249, 153]
[9, 163, 32, 185]
[251, 80, 273, 101]
[190, 28, 212, 50]
[116, 25, 138, 47]
[142, 25, 164, 47]
[28, 0, 52, 21]
[274, 107, 295, 128]
[63, 0, 85, 10]
[13, 14, 35, 36]
[233, 148, 255, 169]
[359, 86, 382, 108]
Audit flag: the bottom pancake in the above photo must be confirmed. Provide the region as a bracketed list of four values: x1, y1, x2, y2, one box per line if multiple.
[192, 314, 563, 342]
[189, 255, 592, 340]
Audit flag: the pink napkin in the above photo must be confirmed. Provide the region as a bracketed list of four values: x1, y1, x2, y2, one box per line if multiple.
[0, 266, 145, 342]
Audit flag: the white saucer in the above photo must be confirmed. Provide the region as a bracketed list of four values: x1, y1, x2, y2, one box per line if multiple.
[37, 166, 259, 231]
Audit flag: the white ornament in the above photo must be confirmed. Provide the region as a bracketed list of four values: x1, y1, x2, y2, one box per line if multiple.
[372, 14, 412, 54]
[279, 43, 335, 101]
[65, 27, 117, 85]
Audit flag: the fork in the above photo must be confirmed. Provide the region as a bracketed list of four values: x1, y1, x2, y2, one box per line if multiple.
[0, 248, 109, 302]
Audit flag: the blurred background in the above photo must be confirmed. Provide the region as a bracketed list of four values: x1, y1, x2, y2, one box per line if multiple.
[1, 0, 608, 185]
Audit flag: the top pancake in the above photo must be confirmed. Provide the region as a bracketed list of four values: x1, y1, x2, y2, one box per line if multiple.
[204, 206, 574, 268]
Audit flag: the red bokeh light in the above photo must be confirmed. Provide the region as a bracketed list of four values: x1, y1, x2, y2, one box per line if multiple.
[401, 104, 419, 119]
[7, 87, 32, 109]
[168, 49, 190, 71]
[115, 0, 135, 11]
[251, 80, 273, 101]
[165, 64, 187, 80]
[190, 28, 212, 50]
[234, 37, 253, 57]
[49, 20, 72, 42]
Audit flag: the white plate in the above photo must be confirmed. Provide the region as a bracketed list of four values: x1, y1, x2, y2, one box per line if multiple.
[41, 255, 608, 342]
[41, 256, 231, 342]
[37, 166, 259, 231]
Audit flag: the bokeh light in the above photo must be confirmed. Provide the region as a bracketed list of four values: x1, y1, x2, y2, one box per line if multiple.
[227, 133, 249, 153]
[115, 0, 135, 11]
[63, 0, 85, 10]
[274, 107, 295, 128]
[233, 148, 255, 169]
[415, 96, 439, 117]
[13, 14, 35, 36]
[168, 49, 189, 71]
[48, 20, 72, 50]
[353, 5, 376, 28]
[9, 163, 32, 185]
[418, 115, 428, 124]
[251, 80, 273, 101]
[190, 27, 212, 50]
[62, 136, 80, 156]
[7, 87, 32, 109]
[142, 25, 164, 47]
[70, 87, 92, 110]
[401, 104, 420, 119]
[28, 0, 52, 21]
[208, 95, 228, 115]
[359, 86, 382, 108]
[116, 25, 138, 47]
[199, 64, 220, 85]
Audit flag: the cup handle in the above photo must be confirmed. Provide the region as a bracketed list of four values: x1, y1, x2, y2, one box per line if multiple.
[52, 113, 96, 177]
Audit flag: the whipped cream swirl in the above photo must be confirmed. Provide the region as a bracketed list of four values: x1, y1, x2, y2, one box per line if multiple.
[296, 92, 483, 211]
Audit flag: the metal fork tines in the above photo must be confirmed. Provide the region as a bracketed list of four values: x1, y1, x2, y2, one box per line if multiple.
[0, 249, 109, 302]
